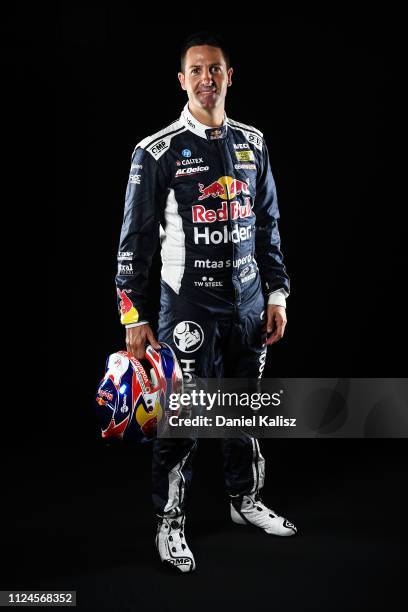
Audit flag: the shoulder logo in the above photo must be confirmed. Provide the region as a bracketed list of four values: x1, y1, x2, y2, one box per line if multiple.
[248, 133, 262, 148]
[151, 140, 168, 156]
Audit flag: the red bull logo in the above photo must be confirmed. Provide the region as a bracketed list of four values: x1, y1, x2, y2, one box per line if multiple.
[198, 176, 250, 201]
[98, 389, 114, 402]
[198, 180, 225, 200]
[192, 198, 252, 223]
[117, 289, 139, 325]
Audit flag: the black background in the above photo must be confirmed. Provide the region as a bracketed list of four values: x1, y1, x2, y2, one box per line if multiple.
[1, 6, 406, 611]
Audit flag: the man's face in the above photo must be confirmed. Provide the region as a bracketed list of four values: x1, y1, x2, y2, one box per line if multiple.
[178, 45, 233, 111]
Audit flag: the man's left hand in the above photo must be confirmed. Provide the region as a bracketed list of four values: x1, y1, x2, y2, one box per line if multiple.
[265, 305, 287, 345]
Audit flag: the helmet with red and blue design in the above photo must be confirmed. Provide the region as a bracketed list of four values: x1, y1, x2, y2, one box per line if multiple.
[95, 343, 183, 443]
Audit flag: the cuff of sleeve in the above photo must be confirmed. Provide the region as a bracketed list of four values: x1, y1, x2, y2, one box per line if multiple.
[125, 321, 149, 329]
[267, 289, 288, 308]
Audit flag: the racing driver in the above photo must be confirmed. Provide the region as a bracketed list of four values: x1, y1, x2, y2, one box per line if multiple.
[116, 31, 297, 573]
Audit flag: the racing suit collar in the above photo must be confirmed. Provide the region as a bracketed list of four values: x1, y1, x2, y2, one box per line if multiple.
[181, 103, 228, 141]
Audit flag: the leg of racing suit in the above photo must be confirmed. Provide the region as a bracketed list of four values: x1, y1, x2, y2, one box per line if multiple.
[221, 284, 266, 499]
[152, 280, 267, 516]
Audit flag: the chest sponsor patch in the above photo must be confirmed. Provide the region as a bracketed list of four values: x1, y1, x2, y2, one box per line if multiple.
[192, 199, 252, 223]
[234, 163, 257, 170]
[198, 176, 250, 201]
[194, 276, 223, 288]
[177, 157, 204, 166]
[175, 165, 209, 177]
[235, 150, 255, 162]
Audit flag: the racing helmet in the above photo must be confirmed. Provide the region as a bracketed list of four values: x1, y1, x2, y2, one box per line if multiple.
[95, 343, 183, 443]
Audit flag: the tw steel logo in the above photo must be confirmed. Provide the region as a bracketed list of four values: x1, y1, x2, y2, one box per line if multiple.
[192, 199, 252, 223]
[198, 176, 250, 201]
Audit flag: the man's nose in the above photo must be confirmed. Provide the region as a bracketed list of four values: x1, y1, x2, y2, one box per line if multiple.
[201, 69, 213, 85]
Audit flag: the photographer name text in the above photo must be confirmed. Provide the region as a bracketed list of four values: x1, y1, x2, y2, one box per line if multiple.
[168, 415, 296, 427]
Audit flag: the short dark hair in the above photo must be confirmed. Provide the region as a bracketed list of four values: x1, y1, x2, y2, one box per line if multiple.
[180, 31, 230, 73]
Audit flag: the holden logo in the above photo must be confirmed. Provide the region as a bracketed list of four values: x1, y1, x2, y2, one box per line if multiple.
[173, 321, 204, 353]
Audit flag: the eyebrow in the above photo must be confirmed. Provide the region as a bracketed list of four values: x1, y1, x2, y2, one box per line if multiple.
[189, 63, 222, 69]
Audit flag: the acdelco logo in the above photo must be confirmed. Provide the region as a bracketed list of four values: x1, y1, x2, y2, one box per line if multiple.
[176, 166, 209, 177]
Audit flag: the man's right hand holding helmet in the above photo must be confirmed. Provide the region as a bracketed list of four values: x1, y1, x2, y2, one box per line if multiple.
[126, 324, 161, 359]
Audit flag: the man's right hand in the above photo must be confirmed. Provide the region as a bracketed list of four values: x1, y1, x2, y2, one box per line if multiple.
[126, 324, 161, 359]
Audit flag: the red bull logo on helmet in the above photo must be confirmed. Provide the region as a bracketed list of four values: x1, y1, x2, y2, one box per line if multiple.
[198, 176, 250, 201]
[97, 389, 114, 402]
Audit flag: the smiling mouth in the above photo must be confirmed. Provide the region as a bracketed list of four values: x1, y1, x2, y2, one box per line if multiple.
[198, 88, 217, 95]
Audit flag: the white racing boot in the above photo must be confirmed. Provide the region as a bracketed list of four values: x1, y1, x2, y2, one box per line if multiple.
[231, 494, 297, 536]
[155, 513, 196, 573]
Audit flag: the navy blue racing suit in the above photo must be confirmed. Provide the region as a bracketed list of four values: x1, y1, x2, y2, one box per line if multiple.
[116, 104, 290, 516]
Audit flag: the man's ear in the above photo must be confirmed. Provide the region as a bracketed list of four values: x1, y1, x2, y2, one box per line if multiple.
[178, 72, 186, 91]
[227, 67, 233, 87]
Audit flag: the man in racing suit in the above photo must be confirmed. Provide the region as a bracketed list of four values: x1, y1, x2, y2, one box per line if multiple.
[116, 32, 297, 573]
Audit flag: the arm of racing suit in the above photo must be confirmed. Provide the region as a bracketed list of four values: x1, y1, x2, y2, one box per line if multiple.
[254, 140, 290, 303]
[115, 146, 167, 326]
